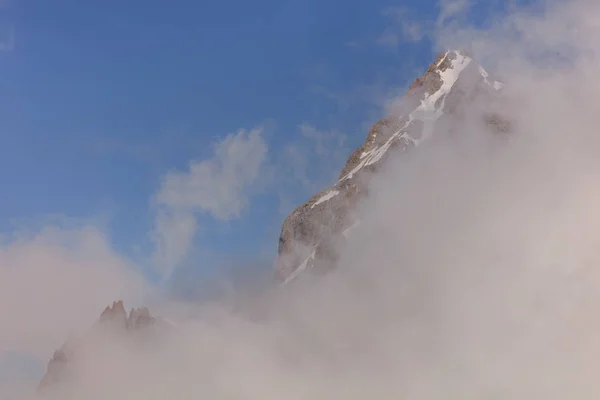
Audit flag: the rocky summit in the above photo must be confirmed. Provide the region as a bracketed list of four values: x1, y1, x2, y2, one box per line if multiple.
[275, 50, 507, 285]
[37, 301, 164, 393]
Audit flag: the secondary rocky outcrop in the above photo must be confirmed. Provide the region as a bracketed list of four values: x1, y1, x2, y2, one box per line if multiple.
[37, 301, 166, 393]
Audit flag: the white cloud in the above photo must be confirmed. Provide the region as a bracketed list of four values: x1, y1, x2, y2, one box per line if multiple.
[376, 30, 402, 48]
[377, 6, 427, 47]
[0, 225, 147, 359]
[151, 210, 197, 274]
[156, 127, 267, 220]
[436, 0, 473, 26]
[298, 123, 346, 159]
[152, 127, 268, 274]
[375, 0, 475, 49]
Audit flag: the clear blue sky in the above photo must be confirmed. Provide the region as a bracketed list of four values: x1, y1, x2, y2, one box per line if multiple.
[0, 0, 508, 294]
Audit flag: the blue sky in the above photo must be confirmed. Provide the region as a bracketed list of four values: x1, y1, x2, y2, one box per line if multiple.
[0, 0, 510, 294]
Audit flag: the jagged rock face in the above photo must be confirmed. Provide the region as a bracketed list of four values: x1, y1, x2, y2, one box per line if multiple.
[99, 300, 156, 330]
[37, 301, 162, 393]
[275, 50, 507, 284]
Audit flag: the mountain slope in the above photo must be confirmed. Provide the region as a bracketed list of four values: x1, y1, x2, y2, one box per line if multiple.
[275, 50, 506, 284]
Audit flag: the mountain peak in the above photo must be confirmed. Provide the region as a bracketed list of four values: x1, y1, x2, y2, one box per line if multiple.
[99, 300, 127, 323]
[408, 50, 467, 90]
[276, 50, 505, 284]
[408, 49, 502, 95]
[98, 300, 156, 330]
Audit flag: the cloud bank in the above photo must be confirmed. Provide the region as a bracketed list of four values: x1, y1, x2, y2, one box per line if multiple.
[0, 224, 148, 400]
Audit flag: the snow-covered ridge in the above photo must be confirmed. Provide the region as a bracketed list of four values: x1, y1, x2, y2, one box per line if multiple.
[277, 50, 505, 285]
[337, 51, 501, 183]
[311, 190, 340, 208]
[281, 250, 316, 285]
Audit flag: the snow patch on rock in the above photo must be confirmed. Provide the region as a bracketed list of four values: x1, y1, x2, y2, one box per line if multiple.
[311, 190, 340, 208]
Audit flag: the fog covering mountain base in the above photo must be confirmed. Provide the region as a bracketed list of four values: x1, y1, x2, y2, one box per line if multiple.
[12, 0, 600, 398]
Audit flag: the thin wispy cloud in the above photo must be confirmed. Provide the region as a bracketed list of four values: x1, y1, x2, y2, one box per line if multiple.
[156, 127, 267, 220]
[377, 6, 427, 47]
[152, 127, 268, 275]
[375, 0, 480, 50]
[276, 123, 350, 213]
[436, 0, 473, 26]
[0, 28, 13, 51]
[151, 210, 197, 275]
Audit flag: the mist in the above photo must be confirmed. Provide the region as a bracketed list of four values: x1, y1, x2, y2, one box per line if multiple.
[5, 0, 600, 398]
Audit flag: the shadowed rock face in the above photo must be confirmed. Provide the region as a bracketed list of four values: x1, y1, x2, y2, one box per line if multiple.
[37, 301, 163, 392]
[275, 50, 508, 284]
